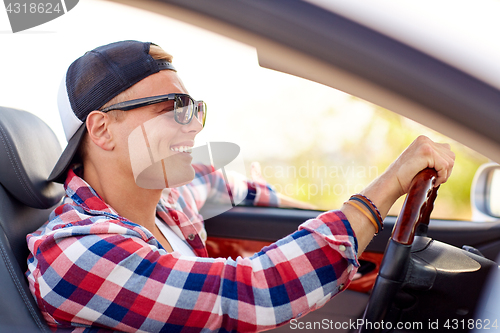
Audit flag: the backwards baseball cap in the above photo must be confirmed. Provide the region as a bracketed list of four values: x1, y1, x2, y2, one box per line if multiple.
[48, 40, 176, 183]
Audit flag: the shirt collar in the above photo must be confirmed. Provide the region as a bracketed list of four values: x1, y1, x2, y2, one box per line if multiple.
[64, 166, 121, 218]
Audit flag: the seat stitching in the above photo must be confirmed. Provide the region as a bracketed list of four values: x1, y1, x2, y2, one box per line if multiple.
[0, 237, 49, 332]
[0, 119, 44, 207]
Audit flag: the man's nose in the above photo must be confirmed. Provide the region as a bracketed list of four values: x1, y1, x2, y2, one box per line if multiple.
[182, 113, 203, 134]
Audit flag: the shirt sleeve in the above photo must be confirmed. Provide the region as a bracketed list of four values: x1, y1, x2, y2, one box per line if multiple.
[190, 164, 280, 210]
[27, 210, 359, 332]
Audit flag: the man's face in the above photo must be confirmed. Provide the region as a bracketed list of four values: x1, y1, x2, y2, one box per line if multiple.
[110, 70, 204, 189]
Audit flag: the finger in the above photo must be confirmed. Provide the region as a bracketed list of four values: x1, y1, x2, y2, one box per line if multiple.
[433, 148, 455, 186]
[436, 142, 451, 150]
[435, 142, 455, 161]
[410, 138, 454, 187]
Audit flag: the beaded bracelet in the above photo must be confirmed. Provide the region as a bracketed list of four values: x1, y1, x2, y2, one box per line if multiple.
[348, 194, 384, 234]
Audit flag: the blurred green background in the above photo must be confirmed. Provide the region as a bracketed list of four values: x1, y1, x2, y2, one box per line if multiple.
[255, 100, 488, 220]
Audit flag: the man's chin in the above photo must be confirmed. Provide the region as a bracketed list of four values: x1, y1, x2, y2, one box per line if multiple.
[133, 160, 195, 189]
[164, 164, 196, 188]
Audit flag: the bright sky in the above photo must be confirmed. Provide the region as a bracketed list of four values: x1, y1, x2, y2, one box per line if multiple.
[0, 0, 368, 163]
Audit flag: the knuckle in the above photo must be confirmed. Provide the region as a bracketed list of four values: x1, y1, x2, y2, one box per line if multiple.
[416, 135, 431, 143]
[419, 143, 433, 156]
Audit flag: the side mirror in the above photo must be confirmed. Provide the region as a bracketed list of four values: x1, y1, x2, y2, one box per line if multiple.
[471, 162, 500, 221]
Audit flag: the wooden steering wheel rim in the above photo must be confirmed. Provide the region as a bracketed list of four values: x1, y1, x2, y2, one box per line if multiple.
[392, 168, 439, 244]
[359, 168, 439, 333]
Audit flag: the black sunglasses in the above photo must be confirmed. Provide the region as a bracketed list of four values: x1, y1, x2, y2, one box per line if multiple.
[100, 93, 207, 127]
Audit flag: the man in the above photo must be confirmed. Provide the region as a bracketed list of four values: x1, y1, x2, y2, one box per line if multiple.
[27, 40, 455, 332]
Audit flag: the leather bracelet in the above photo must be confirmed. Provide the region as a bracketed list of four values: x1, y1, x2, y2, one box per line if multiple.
[349, 194, 384, 233]
[351, 194, 382, 221]
[344, 200, 380, 233]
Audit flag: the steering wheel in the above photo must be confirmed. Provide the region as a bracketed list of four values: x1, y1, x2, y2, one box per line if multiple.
[359, 168, 439, 333]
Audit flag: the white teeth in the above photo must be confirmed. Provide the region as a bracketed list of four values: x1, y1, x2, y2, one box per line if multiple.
[171, 146, 192, 153]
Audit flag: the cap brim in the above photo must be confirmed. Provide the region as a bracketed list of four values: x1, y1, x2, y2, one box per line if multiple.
[48, 124, 86, 183]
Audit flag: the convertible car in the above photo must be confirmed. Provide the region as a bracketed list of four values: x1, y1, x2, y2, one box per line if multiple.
[1, 0, 500, 332]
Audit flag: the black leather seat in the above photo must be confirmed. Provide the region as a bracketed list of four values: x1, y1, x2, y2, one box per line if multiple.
[0, 106, 65, 332]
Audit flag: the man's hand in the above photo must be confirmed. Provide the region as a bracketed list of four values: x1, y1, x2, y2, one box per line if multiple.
[388, 135, 455, 196]
[343, 135, 455, 254]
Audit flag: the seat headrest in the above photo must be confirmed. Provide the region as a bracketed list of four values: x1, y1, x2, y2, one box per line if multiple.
[0, 107, 64, 209]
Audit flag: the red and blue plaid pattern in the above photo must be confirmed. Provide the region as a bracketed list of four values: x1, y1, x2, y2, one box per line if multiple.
[26, 165, 359, 332]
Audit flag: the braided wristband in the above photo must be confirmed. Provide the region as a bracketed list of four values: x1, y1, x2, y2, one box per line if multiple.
[344, 200, 380, 233]
[349, 194, 384, 233]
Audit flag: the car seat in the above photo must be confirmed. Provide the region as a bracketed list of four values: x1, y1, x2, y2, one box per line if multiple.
[0, 106, 65, 332]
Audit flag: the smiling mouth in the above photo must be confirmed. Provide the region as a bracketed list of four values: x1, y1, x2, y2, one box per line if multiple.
[170, 146, 193, 153]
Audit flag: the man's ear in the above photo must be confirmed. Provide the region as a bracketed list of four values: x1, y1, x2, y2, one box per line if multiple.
[86, 111, 115, 151]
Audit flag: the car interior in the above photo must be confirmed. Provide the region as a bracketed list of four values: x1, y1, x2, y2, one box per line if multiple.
[2, 100, 497, 333]
[0, 104, 370, 333]
[3, 1, 500, 332]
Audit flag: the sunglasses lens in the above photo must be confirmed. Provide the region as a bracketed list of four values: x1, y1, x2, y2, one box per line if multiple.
[173, 95, 206, 127]
[196, 101, 207, 127]
[175, 96, 194, 124]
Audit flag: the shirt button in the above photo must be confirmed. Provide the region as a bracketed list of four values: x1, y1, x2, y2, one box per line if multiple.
[339, 245, 346, 252]
[187, 234, 195, 241]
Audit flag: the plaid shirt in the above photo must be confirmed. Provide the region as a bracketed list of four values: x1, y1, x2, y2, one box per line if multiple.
[26, 165, 359, 333]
